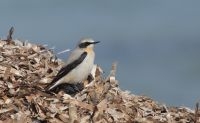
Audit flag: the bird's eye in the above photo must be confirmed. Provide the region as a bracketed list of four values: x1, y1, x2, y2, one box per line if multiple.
[79, 42, 91, 48]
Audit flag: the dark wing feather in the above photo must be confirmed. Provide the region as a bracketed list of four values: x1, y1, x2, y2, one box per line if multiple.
[46, 52, 87, 90]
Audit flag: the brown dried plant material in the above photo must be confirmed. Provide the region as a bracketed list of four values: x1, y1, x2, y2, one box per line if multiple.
[68, 103, 78, 123]
[0, 38, 199, 123]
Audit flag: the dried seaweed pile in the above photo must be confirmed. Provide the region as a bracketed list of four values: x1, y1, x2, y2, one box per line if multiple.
[0, 39, 199, 123]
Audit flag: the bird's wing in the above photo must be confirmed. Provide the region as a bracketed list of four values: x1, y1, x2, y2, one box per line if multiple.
[46, 52, 87, 90]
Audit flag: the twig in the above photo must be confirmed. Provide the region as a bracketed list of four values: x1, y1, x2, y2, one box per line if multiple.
[110, 62, 117, 77]
[6, 27, 14, 44]
[194, 102, 199, 123]
[90, 106, 98, 123]
[69, 103, 78, 123]
[57, 49, 71, 55]
[106, 62, 118, 82]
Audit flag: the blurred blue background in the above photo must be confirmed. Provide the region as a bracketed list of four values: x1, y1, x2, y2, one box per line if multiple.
[0, 0, 200, 108]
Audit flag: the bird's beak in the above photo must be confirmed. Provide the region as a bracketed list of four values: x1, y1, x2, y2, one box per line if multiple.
[92, 41, 100, 44]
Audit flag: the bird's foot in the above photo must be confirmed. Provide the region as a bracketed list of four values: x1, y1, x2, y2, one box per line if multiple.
[52, 83, 84, 95]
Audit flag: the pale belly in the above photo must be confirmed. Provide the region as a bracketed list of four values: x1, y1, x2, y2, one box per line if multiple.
[63, 53, 94, 84]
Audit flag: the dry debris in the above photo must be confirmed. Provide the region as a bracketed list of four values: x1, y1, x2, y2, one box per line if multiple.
[0, 39, 199, 123]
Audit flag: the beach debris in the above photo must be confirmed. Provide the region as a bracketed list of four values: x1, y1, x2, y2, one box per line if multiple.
[0, 38, 199, 123]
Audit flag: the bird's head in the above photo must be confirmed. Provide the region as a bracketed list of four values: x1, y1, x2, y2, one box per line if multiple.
[78, 38, 100, 49]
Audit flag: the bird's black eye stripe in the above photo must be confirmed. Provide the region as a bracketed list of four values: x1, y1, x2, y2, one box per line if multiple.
[79, 42, 91, 48]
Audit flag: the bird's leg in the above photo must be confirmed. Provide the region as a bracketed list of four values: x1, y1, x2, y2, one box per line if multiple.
[73, 83, 84, 92]
[62, 84, 78, 94]
[48, 83, 75, 94]
[52, 83, 84, 95]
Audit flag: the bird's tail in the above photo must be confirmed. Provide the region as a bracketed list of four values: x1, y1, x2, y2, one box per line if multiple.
[45, 79, 62, 91]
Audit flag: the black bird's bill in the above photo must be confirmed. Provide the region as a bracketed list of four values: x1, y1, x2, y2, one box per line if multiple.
[92, 41, 100, 44]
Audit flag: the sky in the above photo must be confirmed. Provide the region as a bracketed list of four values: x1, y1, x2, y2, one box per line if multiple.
[0, 0, 200, 108]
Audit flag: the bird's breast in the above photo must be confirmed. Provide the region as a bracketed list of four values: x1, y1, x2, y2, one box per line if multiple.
[66, 51, 95, 83]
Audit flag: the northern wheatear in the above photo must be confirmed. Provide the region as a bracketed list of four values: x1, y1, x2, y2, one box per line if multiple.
[45, 38, 99, 91]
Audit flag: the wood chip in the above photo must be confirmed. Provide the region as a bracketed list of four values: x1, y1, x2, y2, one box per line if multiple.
[0, 37, 199, 123]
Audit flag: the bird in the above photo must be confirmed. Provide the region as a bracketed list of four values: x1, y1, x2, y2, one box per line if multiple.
[45, 38, 100, 91]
